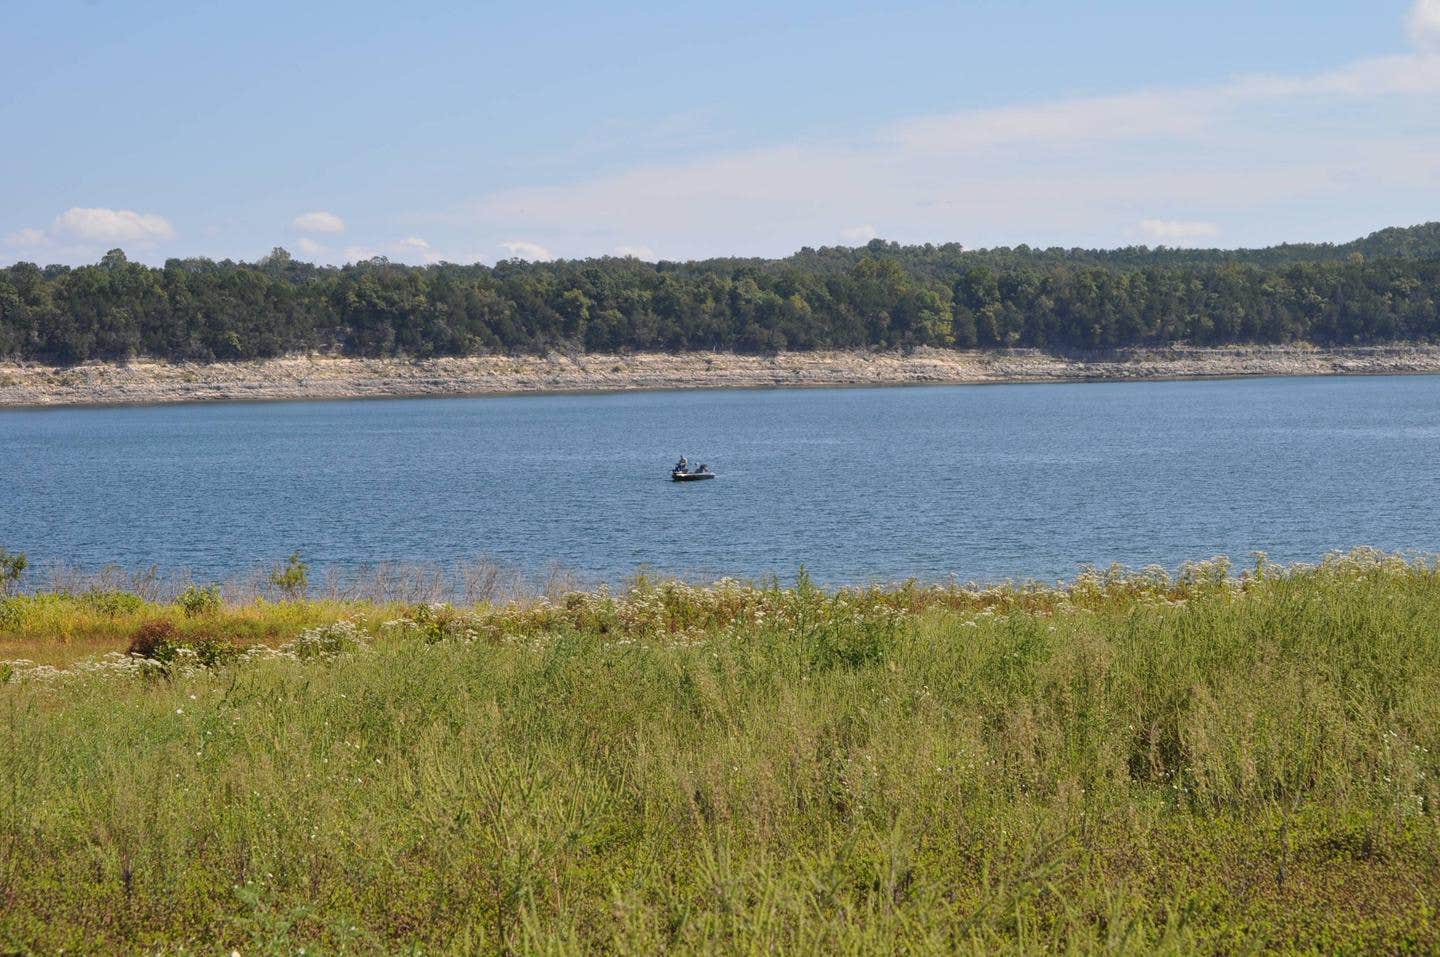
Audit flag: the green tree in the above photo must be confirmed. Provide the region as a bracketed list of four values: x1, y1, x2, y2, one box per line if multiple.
[0, 547, 27, 594]
[270, 551, 310, 599]
[3, 224, 1440, 363]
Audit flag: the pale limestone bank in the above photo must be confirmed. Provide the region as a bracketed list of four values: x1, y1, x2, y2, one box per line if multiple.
[4, 344, 1440, 408]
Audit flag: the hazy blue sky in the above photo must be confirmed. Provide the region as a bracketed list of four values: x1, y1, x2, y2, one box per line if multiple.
[3, 0, 1438, 265]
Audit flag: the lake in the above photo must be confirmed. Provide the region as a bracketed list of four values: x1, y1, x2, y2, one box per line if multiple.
[3, 375, 1439, 587]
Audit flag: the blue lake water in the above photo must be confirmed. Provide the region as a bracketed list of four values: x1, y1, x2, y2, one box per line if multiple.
[3, 375, 1439, 586]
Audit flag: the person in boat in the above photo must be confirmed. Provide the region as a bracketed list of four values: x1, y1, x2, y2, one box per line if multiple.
[674, 455, 689, 473]
[696, 464, 710, 474]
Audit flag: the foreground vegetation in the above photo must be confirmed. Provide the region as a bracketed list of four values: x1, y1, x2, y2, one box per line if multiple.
[3, 222, 1440, 363]
[2, 551, 1439, 953]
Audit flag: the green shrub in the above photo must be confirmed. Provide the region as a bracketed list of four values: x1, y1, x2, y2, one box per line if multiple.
[177, 584, 221, 617]
[284, 619, 364, 659]
[186, 634, 239, 668]
[79, 590, 147, 616]
[0, 597, 20, 630]
[269, 551, 310, 599]
[0, 593, 78, 630]
[0, 547, 26, 594]
[388, 603, 483, 644]
[127, 619, 180, 661]
[126, 619, 237, 669]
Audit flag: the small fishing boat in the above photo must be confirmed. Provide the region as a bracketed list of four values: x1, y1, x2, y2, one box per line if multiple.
[672, 463, 716, 482]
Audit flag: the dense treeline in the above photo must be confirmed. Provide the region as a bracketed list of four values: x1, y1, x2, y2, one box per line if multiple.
[2, 224, 1439, 363]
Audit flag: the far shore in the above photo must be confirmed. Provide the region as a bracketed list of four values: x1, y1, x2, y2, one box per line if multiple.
[4, 344, 1440, 408]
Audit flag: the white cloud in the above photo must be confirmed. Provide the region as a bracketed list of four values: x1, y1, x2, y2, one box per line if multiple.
[5, 208, 174, 261]
[292, 211, 346, 234]
[454, 41, 1440, 257]
[499, 240, 554, 261]
[840, 225, 877, 244]
[52, 207, 174, 244]
[1139, 219, 1222, 244]
[891, 89, 1216, 154]
[395, 236, 444, 264]
[4, 227, 50, 249]
[612, 244, 657, 260]
[341, 246, 384, 262]
[291, 236, 465, 266]
[1236, 52, 1440, 97]
[1410, 0, 1440, 49]
[891, 55, 1440, 157]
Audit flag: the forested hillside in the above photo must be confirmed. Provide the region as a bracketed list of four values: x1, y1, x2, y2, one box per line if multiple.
[3, 223, 1439, 364]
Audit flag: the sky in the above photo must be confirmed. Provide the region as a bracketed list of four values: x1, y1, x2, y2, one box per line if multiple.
[2, 0, 1438, 266]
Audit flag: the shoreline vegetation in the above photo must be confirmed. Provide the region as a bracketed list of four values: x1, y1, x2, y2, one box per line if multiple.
[2, 549, 1438, 951]
[5, 224, 1440, 409]
[4, 224, 1440, 381]
[8, 342, 1440, 407]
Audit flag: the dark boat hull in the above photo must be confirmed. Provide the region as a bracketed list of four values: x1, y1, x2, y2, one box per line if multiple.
[672, 472, 716, 482]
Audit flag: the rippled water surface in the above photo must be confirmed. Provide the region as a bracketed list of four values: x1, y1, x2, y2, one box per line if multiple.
[4, 375, 1440, 584]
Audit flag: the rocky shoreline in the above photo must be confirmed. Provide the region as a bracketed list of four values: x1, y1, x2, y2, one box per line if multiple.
[4, 344, 1440, 408]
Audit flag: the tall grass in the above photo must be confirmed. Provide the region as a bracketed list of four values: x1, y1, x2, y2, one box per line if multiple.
[1, 550, 1438, 953]
[28, 558, 591, 606]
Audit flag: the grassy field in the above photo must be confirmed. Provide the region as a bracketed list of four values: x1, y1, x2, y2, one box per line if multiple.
[2, 551, 1438, 954]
